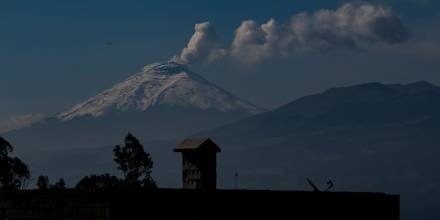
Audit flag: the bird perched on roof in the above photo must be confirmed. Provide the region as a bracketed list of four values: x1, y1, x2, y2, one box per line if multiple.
[307, 178, 321, 192]
[306, 178, 334, 192]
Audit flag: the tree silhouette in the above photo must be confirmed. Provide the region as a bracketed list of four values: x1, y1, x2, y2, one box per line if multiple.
[76, 133, 157, 189]
[36, 175, 49, 190]
[113, 133, 156, 188]
[0, 137, 12, 157]
[0, 137, 30, 190]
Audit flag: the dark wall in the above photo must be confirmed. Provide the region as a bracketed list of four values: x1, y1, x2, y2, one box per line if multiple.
[0, 189, 399, 220]
[182, 151, 217, 190]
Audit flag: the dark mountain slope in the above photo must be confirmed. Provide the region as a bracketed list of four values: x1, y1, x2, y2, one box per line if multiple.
[200, 81, 440, 220]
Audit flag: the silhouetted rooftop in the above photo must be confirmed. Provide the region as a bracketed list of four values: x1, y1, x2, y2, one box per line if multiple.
[174, 138, 221, 152]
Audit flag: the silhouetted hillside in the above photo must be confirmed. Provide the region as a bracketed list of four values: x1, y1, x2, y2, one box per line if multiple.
[200, 81, 440, 220]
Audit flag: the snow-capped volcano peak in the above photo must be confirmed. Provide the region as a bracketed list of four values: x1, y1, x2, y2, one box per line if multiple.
[57, 61, 263, 121]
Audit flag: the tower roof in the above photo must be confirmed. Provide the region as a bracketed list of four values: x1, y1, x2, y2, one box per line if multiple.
[174, 138, 221, 152]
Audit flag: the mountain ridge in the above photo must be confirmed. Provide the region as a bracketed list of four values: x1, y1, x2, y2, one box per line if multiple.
[195, 81, 440, 220]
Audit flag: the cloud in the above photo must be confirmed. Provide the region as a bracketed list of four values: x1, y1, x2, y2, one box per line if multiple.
[293, 2, 409, 47]
[0, 113, 45, 134]
[231, 2, 409, 63]
[174, 2, 409, 65]
[230, 19, 293, 63]
[172, 22, 226, 65]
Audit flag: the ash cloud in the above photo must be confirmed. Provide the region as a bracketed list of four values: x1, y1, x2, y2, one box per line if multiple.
[174, 2, 409, 65]
[172, 22, 226, 65]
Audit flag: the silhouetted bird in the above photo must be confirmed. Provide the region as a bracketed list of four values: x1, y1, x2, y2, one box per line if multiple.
[325, 180, 334, 192]
[307, 178, 321, 192]
[307, 178, 335, 192]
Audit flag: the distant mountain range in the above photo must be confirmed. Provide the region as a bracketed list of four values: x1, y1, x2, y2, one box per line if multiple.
[3, 68, 440, 219]
[3, 61, 263, 188]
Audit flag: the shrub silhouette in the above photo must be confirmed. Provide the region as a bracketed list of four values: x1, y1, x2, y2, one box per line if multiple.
[76, 174, 122, 189]
[53, 178, 66, 189]
[36, 175, 50, 190]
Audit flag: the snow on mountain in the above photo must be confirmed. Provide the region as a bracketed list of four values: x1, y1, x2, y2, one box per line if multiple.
[57, 61, 263, 121]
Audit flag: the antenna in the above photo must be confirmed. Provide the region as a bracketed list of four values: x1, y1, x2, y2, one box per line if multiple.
[234, 172, 239, 189]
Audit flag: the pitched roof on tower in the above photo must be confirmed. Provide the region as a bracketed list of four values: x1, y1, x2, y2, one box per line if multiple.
[174, 138, 221, 152]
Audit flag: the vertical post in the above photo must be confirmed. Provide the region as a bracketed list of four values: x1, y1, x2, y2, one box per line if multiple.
[234, 172, 239, 189]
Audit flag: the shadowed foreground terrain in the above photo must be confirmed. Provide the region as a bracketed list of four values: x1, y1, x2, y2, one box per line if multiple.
[0, 189, 398, 220]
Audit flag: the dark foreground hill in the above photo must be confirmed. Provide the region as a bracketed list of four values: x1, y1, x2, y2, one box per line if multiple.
[0, 189, 398, 220]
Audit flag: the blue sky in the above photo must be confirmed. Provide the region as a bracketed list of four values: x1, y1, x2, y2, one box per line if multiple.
[1, 0, 439, 132]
